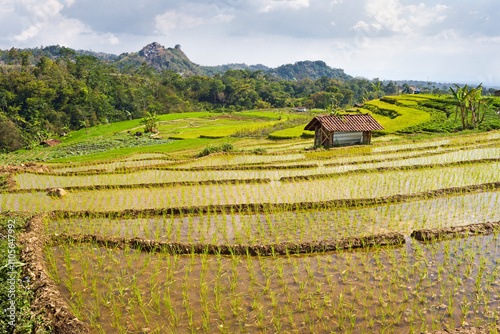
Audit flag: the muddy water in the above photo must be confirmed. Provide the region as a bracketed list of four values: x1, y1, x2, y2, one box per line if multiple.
[14, 147, 500, 190]
[47, 234, 500, 333]
[4, 162, 500, 212]
[47, 191, 500, 244]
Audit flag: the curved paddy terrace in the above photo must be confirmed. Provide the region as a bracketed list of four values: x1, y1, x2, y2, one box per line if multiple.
[45, 233, 500, 333]
[3, 162, 500, 212]
[5, 131, 500, 334]
[11, 146, 500, 190]
[47, 190, 500, 244]
[46, 158, 174, 173]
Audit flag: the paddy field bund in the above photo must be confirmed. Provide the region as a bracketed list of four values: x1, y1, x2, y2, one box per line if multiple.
[3, 125, 500, 332]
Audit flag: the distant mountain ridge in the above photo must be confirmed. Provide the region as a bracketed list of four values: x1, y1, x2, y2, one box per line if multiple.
[0, 42, 351, 80]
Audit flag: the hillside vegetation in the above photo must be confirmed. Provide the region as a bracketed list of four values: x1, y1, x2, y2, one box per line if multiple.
[0, 46, 400, 153]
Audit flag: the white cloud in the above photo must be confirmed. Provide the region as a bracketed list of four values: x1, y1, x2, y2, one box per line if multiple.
[0, 2, 15, 14]
[12, 0, 73, 41]
[5, 0, 121, 50]
[259, 0, 310, 13]
[155, 11, 205, 34]
[211, 14, 235, 23]
[155, 8, 235, 35]
[108, 34, 120, 45]
[354, 0, 447, 36]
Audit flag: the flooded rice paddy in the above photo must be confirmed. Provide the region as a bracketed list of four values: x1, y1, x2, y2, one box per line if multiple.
[12, 147, 500, 190]
[47, 190, 500, 245]
[46, 233, 500, 333]
[4, 162, 500, 212]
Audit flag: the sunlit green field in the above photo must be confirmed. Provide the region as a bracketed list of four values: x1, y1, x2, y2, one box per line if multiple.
[3, 102, 500, 333]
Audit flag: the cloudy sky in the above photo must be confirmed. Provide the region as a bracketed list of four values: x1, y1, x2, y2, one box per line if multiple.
[1, 0, 499, 85]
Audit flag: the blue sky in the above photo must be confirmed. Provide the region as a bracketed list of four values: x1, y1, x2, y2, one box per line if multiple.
[1, 0, 499, 85]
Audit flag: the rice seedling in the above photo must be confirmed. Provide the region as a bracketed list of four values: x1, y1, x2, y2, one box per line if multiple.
[41, 230, 500, 333]
[2, 132, 497, 333]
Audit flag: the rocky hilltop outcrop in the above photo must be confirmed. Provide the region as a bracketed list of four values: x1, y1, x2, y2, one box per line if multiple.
[116, 42, 203, 74]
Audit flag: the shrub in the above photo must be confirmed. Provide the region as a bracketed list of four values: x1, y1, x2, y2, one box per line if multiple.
[197, 142, 235, 157]
[140, 111, 160, 133]
[0, 121, 25, 152]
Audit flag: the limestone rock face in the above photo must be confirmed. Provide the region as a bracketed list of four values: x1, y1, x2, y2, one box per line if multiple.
[47, 188, 67, 198]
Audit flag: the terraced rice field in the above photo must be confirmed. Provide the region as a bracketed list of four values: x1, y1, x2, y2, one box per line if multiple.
[4, 131, 500, 333]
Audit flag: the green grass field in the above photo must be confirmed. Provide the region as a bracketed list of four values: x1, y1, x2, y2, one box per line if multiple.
[2, 96, 500, 333]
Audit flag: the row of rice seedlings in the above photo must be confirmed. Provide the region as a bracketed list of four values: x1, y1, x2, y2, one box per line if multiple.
[313, 146, 451, 166]
[4, 162, 500, 212]
[46, 190, 500, 245]
[369, 131, 500, 154]
[123, 153, 169, 161]
[178, 153, 307, 169]
[13, 168, 275, 190]
[49, 159, 173, 173]
[51, 134, 495, 174]
[372, 139, 452, 153]
[13, 146, 500, 190]
[45, 233, 500, 333]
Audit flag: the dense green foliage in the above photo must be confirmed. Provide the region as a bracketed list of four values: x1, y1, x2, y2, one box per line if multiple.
[0, 51, 398, 152]
[1, 45, 498, 155]
[363, 94, 500, 134]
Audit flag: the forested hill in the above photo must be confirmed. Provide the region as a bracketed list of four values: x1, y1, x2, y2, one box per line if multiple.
[272, 61, 350, 81]
[0, 44, 406, 153]
[0, 43, 350, 81]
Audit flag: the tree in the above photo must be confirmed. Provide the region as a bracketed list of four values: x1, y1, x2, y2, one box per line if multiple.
[140, 111, 159, 133]
[125, 110, 132, 121]
[7, 48, 19, 65]
[0, 120, 25, 152]
[450, 84, 492, 129]
[79, 120, 89, 134]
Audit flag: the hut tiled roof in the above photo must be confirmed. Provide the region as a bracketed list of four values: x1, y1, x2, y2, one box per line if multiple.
[304, 114, 384, 132]
[40, 139, 62, 147]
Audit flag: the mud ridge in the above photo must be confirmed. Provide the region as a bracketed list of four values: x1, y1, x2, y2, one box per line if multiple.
[424, 322, 500, 334]
[0, 173, 17, 191]
[48, 232, 405, 256]
[18, 214, 90, 334]
[411, 221, 500, 242]
[4, 178, 272, 194]
[0, 162, 52, 174]
[113, 162, 317, 172]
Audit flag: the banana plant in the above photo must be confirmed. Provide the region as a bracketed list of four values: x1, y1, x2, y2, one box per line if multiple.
[449, 84, 490, 129]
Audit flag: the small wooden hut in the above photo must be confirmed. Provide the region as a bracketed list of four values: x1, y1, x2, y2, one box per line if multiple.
[39, 139, 62, 147]
[304, 114, 384, 147]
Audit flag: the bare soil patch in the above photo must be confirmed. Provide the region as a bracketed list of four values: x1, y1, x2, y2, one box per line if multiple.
[412, 221, 500, 242]
[18, 214, 90, 334]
